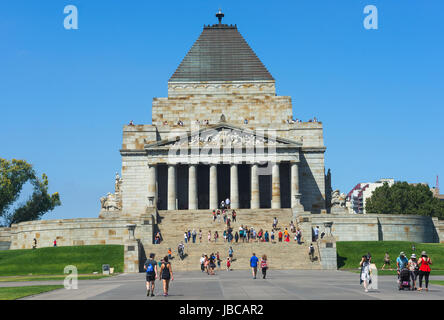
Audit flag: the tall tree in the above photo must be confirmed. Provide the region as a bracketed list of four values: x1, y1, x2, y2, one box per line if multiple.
[0, 158, 61, 226]
[365, 181, 444, 217]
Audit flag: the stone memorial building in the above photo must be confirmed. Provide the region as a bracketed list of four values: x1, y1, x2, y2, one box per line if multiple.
[116, 13, 328, 217]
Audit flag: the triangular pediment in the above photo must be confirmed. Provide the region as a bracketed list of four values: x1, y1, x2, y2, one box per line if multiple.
[145, 123, 302, 149]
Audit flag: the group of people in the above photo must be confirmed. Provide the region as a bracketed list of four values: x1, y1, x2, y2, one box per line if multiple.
[212, 209, 236, 224]
[199, 248, 235, 274]
[359, 250, 433, 293]
[143, 253, 174, 297]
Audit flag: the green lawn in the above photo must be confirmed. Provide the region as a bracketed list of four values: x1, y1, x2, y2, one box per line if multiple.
[0, 274, 113, 282]
[0, 245, 124, 276]
[430, 280, 444, 286]
[337, 241, 444, 271]
[0, 285, 63, 300]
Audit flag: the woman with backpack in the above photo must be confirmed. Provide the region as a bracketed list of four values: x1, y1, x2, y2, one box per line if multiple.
[261, 255, 268, 279]
[418, 251, 432, 291]
[159, 256, 174, 296]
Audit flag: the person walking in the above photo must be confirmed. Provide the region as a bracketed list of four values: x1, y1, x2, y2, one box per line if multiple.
[396, 252, 409, 281]
[159, 256, 173, 297]
[270, 230, 275, 242]
[232, 210, 236, 223]
[408, 253, 419, 290]
[418, 251, 432, 292]
[184, 231, 188, 244]
[250, 253, 259, 279]
[296, 228, 302, 245]
[226, 257, 231, 271]
[200, 254, 205, 272]
[214, 231, 219, 243]
[208, 230, 211, 242]
[235, 231, 239, 243]
[192, 229, 197, 243]
[53, 239, 57, 247]
[260, 255, 268, 279]
[272, 217, 278, 230]
[278, 230, 283, 242]
[168, 248, 172, 260]
[216, 252, 221, 269]
[144, 253, 158, 297]
[264, 230, 269, 242]
[199, 229, 202, 243]
[381, 252, 390, 270]
[228, 246, 234, 261]
[360, 254, 372, 293]
[308, 243, 315, 262]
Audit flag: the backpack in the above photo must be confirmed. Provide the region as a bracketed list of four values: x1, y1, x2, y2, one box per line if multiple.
[146, 261, 154, 274]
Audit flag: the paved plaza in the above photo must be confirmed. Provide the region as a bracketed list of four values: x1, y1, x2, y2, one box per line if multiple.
[3, 270, 442, 300]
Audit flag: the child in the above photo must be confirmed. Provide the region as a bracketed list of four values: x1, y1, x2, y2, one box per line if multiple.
[226, 257, 231, 271]
[168, 248, 172, 260]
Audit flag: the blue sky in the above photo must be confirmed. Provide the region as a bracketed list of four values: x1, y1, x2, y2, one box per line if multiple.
[1, 0, 443, 220]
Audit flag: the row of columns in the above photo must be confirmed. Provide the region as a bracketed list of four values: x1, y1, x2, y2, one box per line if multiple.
[147, 162, 300, 210]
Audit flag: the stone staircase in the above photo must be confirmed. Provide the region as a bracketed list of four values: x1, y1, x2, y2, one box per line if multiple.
[140, 209, 322, 271]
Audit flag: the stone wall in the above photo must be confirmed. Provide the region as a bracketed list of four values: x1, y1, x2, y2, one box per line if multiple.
[5, 217, 153, 250]
[0, 228, 11, 250]
[121, 156, 150, 216]
[298, 214, 441, 243]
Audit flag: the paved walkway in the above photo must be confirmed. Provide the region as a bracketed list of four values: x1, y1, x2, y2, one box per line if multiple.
[6, 270, 442, 300]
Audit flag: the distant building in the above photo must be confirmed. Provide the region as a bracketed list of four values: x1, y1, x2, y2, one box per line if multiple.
[346, 179, 395, 214]
[431, 187, 444, 202]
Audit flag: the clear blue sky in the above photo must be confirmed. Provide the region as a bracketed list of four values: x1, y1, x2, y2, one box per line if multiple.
[1, 0, 443, 220]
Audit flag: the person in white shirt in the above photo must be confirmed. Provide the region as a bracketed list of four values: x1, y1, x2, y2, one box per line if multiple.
[225, 198, 230, 209]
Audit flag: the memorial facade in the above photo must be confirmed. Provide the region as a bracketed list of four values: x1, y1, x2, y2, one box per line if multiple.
[114, 15, 328, 217]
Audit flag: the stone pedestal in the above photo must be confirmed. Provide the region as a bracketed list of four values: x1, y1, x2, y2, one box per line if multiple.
[318, 236, 337, 270]
[124, 239, 139, 273]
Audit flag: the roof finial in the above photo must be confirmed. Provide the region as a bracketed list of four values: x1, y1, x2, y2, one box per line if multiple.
[216, 9, 224, 24]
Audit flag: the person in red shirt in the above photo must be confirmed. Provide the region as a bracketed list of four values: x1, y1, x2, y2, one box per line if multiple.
[418, 251, 432, 291]
[278, 231, 283, 242]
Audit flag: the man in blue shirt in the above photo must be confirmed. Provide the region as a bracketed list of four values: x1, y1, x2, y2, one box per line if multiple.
[250, 253, 259, 279]
[396, 252, 409, 280]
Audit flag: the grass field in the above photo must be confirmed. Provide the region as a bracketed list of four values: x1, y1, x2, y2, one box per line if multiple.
[0, 245, 124, 276]
[0, 285, 63, 300]
[337, 241, 444, 272]
[0, 274, 113, 282]
[430, 280, 444, 286]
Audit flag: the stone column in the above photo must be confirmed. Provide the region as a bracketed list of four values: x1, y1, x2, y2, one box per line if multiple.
[209, 164, 218, 210]
[167, 164, 176, 210]
[188, 164, 198, 210]
[147, 164, 156, 208]
[230, 164, 239, 209]
[290, 162, 300, 208]
[250, 164, 260, 209]
[271, 162, 281, 209]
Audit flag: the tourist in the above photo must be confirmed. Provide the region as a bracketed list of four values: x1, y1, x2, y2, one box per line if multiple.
[244, 119, 248, 124]
[232, 210, 236, 222]
[178, 242, 185, 260]
[32, 238, 37, 249]
[257, 229, 263, 242]
[199, 229, 202, 243]
[168, 248, 172, 260]
[209, 254, 216, 275]
[235, 231, 239, 243]
[226, 257, 231, 271]
[290, 221, 296, 233]
[250, 253, 259, 279]
[264, 230, 269, 242]
[381, 252, 390, 270]
[217, 210, 221, 222]
[223, 210, 227, 224]
[144, 253, 158, 297]
[284, 228, 290, 242]
[225, 197, 230, 209]
[408, 253, 419, 290]
[212, 210, 217, 222]
[192, 229, 197, 243]
[187, 230, 191, 241]
[261, 255, 268, 279]
[208, 230, 211, 242]
[214, 231, 219, 243]
[270, 230, 275, 242]
[313, 226, 320, 241]
[418, 251, 432, 291]
[220, 200, 226, 210]
[129, 120, 134, 126]
[296, 228, 302, 245]
[184, 231, 188, 244]
[278, 230, 283, 242]
[200, 254, 205, 272]
[204, 255, 210, 274]
[216, 252, 221, 269]
[53, 239, 57, 247]
[309, 243, 315, 262]
[360, 254, 372, 293]
[226, 217, 231, 229]
[396, 252, 409, 280]
[223, 230, 227, 242]
[272, 217, 278, 230]
[228, 246, 234, 260]
[159, 256, 173, 296]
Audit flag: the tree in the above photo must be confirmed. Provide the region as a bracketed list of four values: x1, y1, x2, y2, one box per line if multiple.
[0, 158, 61, 226]
[365, 181, 444, 218]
